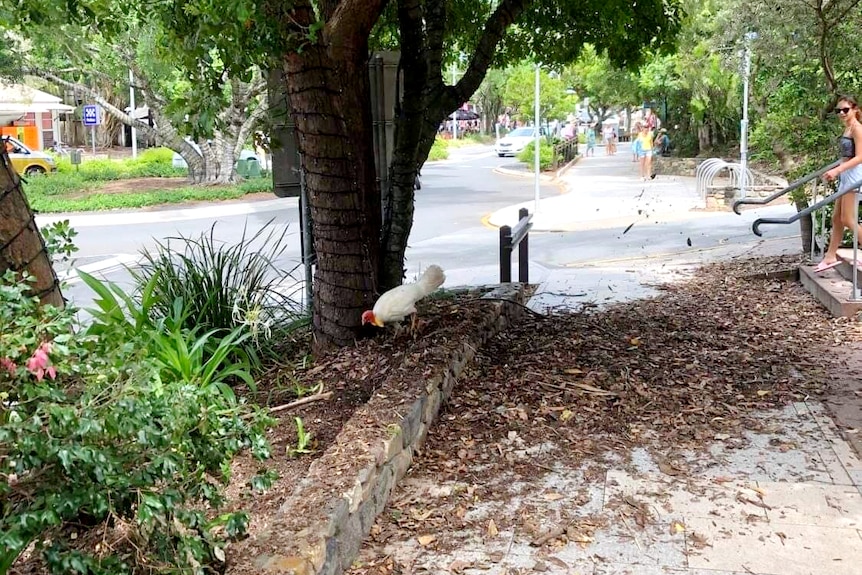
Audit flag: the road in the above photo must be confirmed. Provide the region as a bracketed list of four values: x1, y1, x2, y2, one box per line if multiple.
[41, 142, 801, 311]
[48, 144, 560, 308]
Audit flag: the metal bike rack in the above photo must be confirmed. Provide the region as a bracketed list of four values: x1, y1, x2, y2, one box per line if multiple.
[695, 158, 756, 201]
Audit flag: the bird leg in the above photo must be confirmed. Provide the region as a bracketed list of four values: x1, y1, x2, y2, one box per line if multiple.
[410, 312, 419, 340]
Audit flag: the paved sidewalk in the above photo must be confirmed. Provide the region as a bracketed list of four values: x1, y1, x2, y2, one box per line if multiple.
[353, 403, 862, 575]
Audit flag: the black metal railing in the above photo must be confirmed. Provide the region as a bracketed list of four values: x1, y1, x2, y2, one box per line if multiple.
[752, 177, 862, 236]
[552, 139, 578, 170]
[732, 161, 839, 215]
[499, 208, 532, 283]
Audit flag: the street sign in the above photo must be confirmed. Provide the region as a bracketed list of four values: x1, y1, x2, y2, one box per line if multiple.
[82, 105, 100, 126]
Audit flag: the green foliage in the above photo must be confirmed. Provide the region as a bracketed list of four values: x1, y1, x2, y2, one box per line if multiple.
[52, 148, 186, 180]
[517, 140, 556, 171]
[504, 64, 577, 121]
[130, 221, 309, 369]
[23, 173, 272, 213]
[428, 138, 450, 161]
[0, 270, 273, 574]
[564, 45, 640, 117]
[40, 219, 79, 264]
[288, 417, 314, 457]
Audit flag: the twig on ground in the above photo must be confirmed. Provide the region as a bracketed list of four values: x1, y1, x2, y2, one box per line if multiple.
[269, 391, 333, 414]
[530, 524, 568, 547]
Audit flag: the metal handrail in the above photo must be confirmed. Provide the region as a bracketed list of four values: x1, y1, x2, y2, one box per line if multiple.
[732, 161, 840, 215]
[752, 175, 862, 236]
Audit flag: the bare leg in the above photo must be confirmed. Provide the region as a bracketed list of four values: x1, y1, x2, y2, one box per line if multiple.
[645, 155, 653, 180]
[825, 190, 862, 262]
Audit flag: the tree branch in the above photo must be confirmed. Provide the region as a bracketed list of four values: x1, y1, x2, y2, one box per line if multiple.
[25, 68, 153, 134]
[442, 0, 530, 113]
[327, 0, 389, 54]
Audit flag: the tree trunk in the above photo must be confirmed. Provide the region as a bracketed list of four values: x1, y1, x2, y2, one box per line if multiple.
[281, 2, 382, 350]
[0, 151, 63, 307]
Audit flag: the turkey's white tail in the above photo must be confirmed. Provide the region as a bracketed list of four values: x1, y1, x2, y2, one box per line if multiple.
[417, 264, 446, 296]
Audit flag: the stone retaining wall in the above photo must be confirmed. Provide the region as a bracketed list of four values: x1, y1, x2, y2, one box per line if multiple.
[704, 185, 782, 209]
[242, 285, 526, 575]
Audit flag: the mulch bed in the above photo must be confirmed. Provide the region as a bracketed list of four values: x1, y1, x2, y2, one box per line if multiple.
[346, 254, 862, 574]
[223, 290, 501, 573]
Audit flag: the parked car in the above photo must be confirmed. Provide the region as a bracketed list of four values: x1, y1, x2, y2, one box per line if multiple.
[494, 127, 546, 157]
[171, 142, 259, 169]
[2, 136, 57, 176]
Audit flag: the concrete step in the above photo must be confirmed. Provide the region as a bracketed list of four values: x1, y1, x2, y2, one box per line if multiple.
[836, 248, 862, 283]
[800, 263, 862, 317]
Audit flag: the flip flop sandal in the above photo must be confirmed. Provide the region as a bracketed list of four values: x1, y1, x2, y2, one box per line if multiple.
[814, 260, 841, 273]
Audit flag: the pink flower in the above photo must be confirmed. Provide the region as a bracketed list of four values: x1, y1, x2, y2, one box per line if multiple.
[25, 342, 56, 381]
[0, 357, 16, 376]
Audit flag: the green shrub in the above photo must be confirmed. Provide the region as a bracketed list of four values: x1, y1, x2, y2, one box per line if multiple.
[130, 221, 309, 369]
[428, 137, 449, 161]
[22, 171, 93, 197]
[0, 270, 273, 574]
[517, 140, 556, 171]
[55, 147, 186, 180]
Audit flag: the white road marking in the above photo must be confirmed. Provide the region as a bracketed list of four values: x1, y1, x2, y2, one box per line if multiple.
[59, 254, 143, 285]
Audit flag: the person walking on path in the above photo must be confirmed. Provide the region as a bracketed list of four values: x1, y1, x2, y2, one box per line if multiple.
[585, 126, 596, 157]
[635, 125, 654, 181]
[817, 94, 862, 272]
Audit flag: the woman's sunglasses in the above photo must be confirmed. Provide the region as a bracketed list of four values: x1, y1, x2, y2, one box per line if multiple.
[835, 107, 854, 115]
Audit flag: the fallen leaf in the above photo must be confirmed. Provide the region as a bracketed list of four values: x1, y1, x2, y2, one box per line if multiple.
[487, 519, 499, 537]
[756, 390, 771, 397]
[670, 520, 685, 534]
[560, 409, 574, 422]
[689, 532, 711, 549]
[564, 368, 584, 375]
[657, 460, 682, 477]
[448, 559, 471, 573]
[543, 491, 564, 501]
[417, 534, 436, 546]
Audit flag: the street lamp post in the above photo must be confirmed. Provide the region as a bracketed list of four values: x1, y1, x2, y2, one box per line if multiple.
[534, 64, 541, 215]
[739, 32, 758, 199]
[452, 63, 459, 140]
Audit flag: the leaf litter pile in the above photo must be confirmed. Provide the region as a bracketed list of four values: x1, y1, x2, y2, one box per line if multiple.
[347, 255, 862, 574]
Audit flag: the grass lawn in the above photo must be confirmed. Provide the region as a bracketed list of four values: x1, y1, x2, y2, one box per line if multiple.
[26, 176, 273, 213]
[21, 148, 274, 213]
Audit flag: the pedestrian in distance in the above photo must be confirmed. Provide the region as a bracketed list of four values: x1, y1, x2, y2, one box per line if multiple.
[817, 94, 862, 273]
[650, 128, 672, 179]
[635, 125, 654, 181]
[585, 126, 596, 157]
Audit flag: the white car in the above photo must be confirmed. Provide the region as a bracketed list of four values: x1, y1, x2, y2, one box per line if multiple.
[495, 127, 546, 157]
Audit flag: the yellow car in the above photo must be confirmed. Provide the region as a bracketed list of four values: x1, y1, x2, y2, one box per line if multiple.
[2, 136, 57, 176]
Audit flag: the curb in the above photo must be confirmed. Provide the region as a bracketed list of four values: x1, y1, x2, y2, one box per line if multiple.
[492, 154, 582, 185]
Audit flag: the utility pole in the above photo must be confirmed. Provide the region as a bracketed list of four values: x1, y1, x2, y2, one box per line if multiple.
[739, 32, 758, 199]
[534, 64, 541, 215]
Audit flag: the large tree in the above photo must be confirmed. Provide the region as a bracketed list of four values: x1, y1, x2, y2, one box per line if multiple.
[2, 19, 268, 184]
[4, 0, 682, 349]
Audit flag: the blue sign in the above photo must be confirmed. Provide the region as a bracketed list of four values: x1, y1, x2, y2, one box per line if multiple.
[82, 105, 100, 126]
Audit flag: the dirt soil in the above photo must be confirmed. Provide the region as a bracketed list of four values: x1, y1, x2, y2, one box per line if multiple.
[223, 290, 501, 572]
[96, 177, 191, 194]
[345, 254, 862, 575]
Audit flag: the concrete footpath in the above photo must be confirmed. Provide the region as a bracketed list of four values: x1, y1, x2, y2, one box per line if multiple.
[487, 144, 801, 312]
